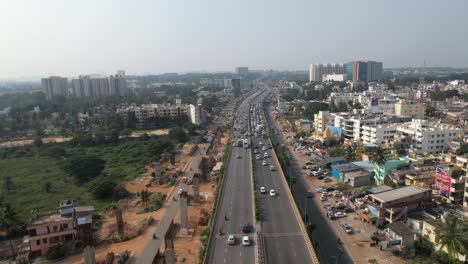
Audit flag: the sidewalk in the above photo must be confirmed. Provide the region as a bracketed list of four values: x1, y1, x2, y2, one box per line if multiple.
[270, 108, 405, 264]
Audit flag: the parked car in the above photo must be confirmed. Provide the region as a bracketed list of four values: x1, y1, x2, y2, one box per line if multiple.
[270, 166, 275, 171]
[317, 176, 324, 180]
[262, 160, 268, 166]
[342, 223, 353, 234]
[256, 154, 261, 160]
[320, 196, 327, 201]
[306, 191, 313, 198]
[182, 177, 188, 183]
[269, 189, 276, 197]
[326, 187, 336, 192]
[260, 187, 266, 193]
[334, 211, 347, 218]
[307, 171, 314, 176]
[264, 152, 269, 158]
[324, 178, 332, 183]
[316, 188, 325, 193]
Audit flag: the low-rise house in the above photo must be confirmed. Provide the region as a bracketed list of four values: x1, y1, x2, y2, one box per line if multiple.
[385, 221, 415, 250]
[27, 210, 75, 256]
[343, 170, 371, 187]
[367, 186, 432, 223]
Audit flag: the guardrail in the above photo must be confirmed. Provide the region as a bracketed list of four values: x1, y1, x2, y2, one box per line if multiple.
[261, 97, 320, 264]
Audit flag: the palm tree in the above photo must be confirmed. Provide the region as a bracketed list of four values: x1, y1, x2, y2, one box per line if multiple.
[436, 217, 467, 263]
[344, 145, 355, 167]
[372, 147, 387, 185]
[0, 198, 20, 256]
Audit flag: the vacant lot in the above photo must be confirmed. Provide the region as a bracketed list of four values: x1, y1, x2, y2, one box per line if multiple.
[0, 136, 178, 223]
[0, 157, 110, 222]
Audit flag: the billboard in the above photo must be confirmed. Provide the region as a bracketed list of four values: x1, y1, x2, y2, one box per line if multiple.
[435, 165, 451, 198]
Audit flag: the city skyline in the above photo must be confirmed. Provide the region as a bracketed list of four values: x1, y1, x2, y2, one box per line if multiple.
[1, 0, 468, 79]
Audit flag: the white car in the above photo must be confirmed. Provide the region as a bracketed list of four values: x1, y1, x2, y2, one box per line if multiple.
[307, 171, 314, 176]
[263, 152, 269, 158]
[227, 235, 236, 245]
[321, 192, 330, 196]
[316, 188, 325, 193]
[320, 196, 327, 201]
[270, 166, 275, 171]
[262, 146, 267, 151]
[269, 189, 276, 197]
[334, 211, 347, 218]
[260, 187, 266, 193]
[262, 160, 268, 166]
[242, 236, 250, 246]
[177, 188, 184, 195]
[256, 154, 261, 160]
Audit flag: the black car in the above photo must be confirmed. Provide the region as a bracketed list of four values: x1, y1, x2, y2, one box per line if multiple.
[326, 187, 336, 192]
[242, 223, 252, 233]
[317, 176, 324, 180]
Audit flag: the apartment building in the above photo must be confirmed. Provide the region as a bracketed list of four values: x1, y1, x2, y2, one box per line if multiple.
[313, 111, 332, 135]
[27, 201, 75, 256]
[435, 164, 465, 205]
[396, 119, 463, 155]
[41, 76, 68, 100]
[454, 156, 468, 209]
[189, 104, 206, 126]
[309, 63, 345, 82]
[361, 123, 399, 145]
[332, 113, 411, 141]
[394, 99, 426, 119]
[72, 73, 127, 98]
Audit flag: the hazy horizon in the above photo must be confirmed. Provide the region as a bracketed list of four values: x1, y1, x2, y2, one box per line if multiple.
[1, 0, 468, 79]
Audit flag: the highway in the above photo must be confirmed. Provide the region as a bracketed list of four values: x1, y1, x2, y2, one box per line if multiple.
[264, 95, 354, 264]
[206, 92, 258, 264]
[251, 91, 315, 264]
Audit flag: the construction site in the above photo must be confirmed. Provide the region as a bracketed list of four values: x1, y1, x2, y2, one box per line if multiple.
[49, 127, 230, 264]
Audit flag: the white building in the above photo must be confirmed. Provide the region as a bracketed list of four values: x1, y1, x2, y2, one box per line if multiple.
[309, 63, 345, 82]
[361, 124, 399, 145]
[314, 111, 332, 134]
[42, 76, 68, 100]
[323, 74, 347, 82]
[189, 104, 206, 126]
[333, 113, 412, 141]
[396, 119, 463, 155]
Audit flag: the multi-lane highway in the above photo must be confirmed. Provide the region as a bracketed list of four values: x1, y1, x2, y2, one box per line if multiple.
[206, 92, 258, 264]
[264, 94, 354, 264]
[251, 92, 315, 264]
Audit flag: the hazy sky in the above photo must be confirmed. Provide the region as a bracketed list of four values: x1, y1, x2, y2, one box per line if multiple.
[1, 0, 467, 78]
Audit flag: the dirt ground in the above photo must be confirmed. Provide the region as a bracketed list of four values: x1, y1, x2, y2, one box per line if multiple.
[129, 129, 170, 137]
[168, 129, 229, 263]
[172, 181, 216, 264]
[50, 129, 227, 264]
[0, 136, 72, 148]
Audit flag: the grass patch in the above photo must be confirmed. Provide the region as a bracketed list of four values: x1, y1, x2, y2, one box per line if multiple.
[0, 136, 177, 223]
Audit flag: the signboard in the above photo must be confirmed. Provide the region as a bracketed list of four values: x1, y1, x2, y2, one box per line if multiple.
[435, 165, 451, 198]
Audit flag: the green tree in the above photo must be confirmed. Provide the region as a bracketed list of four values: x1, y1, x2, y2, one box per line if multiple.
[303, 102, 330, 116]
[88, 176, 128, 200]
[436, 217, 468, 263]
[169, 127, 188, 143]
[61, 154, 106, 182]
[344, 145, 355, 166]
[0, 198, 21, 256]
[33, 137, 43, 148]
[372, 146, 387, 167]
